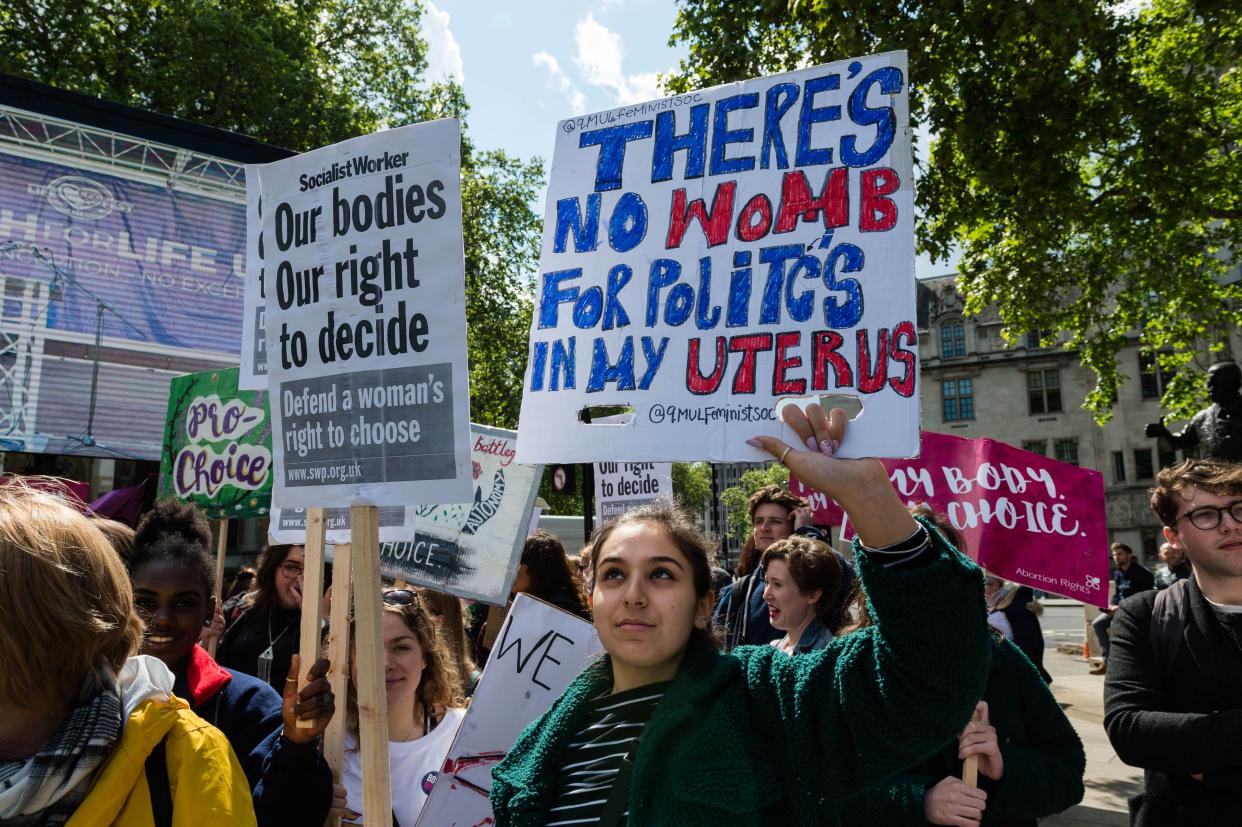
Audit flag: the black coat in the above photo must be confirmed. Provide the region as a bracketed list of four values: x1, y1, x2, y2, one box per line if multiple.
[1103, 577, 1242, 826]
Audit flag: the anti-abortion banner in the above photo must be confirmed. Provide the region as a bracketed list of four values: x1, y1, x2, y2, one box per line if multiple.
[259, 119, 472, 508]
[415, 594, 603, 827]
[380, 424, 543, 604]
[157, 367, 272, 518]
[238, 165, 267, 390]
[516, 51, 918, 464]
[595, 461, 673, 524]
[844, 431, 1108, 606]
[789, 473, 845, 526]
[268, 506, 414, 545]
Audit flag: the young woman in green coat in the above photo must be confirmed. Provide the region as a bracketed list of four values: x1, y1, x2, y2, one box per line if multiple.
[490, 406, 995, 826]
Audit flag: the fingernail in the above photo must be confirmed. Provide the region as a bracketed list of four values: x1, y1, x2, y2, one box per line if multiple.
[820, 439, 834, 456]
[745, 437, 762, 447]
[805, 436, 818, 450]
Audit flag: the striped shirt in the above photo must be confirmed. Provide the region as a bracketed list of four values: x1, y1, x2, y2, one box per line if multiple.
[545, 681, 671, 826]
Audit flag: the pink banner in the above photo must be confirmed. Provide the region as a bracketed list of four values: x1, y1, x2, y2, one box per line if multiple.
[844, 431, 1109, 607]
[789, 474, 845, 527]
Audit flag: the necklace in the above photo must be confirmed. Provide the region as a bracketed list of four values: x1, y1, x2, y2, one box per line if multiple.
[257, 611, 295, 683]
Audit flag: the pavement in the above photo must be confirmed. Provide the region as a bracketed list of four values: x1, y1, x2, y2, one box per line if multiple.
[1038, 640, 1142, 825]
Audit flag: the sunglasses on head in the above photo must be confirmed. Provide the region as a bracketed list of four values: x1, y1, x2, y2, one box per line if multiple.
[382, 588, 418, 606]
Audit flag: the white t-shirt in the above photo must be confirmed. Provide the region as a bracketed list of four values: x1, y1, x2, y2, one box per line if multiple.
[987, 610, 1014, 641]
[341, 706, 466, 826]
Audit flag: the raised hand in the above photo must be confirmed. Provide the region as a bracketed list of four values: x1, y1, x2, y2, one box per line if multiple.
[282, 654, 336, 744]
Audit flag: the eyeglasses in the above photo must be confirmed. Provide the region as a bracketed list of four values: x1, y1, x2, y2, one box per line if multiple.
[278, 561, 304, 580]
[1176, 500, 1242, 531]
[382, 589, 418, 606]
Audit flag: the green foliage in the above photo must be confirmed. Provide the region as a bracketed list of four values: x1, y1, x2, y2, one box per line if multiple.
[718, 463, 788, 543]
[667, 0, 1241, 423]
[672, 461, 712, 515]
[0, 0, 543, 428]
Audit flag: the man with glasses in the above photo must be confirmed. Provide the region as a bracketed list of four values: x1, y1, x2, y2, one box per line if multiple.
[1089, 542, 1155, 674]
[1104, 459, 1242, 826]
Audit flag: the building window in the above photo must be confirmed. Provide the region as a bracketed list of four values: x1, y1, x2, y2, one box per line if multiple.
[1022, 440, 1047, 457]
[1028, 369, 1063, 415]
[1139, 352, 1174, 400]
[940, 322, 966, 357]
[942, 378, 975, 421]
[1054, 438, 1079, 465]
[1139, 528, 1160, 564]
[1026, 329, 1046, 349]
[1134, 448, 1155, 480]
[1112, 451, 1126, 483]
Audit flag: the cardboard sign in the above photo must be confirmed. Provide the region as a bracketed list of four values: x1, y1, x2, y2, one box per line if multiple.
[789, 473, 845, 526]
[845, 431, 1109, 606]
[415, 594, 603, 827]
[238, 165, 268, 390]
[379, 424, 543, 605]
[516, 51, 918, 463]
[268, 505, 414, 545]
[259, 119, 472, 508]
[156, 367, 272, 518]
[594, 461, 673, 524]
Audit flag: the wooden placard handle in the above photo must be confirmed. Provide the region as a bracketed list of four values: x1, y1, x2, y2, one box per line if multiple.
[207, 520, 228, 658]
[321, 541, 351, 827]
[351, 505, 392, 827]
[295, 508, 327, 728]
[962, 706, 984, 787]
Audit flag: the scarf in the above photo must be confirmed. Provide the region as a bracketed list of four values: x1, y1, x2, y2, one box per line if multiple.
[0, 656, 174, 826]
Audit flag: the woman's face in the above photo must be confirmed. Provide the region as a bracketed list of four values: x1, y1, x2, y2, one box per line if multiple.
[274, 546, 305, 610]
[592, 521, 710, 679]
[132, 559, 211, 669]
[352, 613, 426, 712]
[762, 559, 819, 633]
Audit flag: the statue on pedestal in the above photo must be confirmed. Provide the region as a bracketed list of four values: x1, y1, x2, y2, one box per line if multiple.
[1145, 362, 1242, 463]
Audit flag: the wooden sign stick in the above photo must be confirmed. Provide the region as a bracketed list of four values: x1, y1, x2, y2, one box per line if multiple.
[322, 541, 352, 827]
[207, 520, 228, 658]
[295, 508, 327, 729]
[962, 706, 984, 787]
[352, 504, 392, 826]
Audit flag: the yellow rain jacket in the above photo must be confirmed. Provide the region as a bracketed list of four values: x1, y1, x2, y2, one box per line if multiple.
[66, 693, 256, 827]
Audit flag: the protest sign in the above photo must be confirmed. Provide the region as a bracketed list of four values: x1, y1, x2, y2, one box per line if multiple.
[238, 165, 268, 390]
[516, 51, 917, 464]
[415, 594, 603, 827]
[259, 119, 472, 508]
[845, 431, 1109, 606]
[157, 367, 271, 518]
[594, 461, 673, 524]
[379, 424, 542, 605]
[268, 505, 414, 545]
[789, 473, 844, 526]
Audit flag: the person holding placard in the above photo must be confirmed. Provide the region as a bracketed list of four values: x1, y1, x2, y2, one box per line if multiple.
[217, 544, 308, 693]
[761, 535, 842, 655]
[490, 405, 992, 825]
[128, 500, 335, 827]
[338, 589, 467, 826]
[0, 483, 256, 825]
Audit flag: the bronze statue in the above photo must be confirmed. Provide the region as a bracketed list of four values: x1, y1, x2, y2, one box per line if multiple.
[1146, 362, 1242, 462]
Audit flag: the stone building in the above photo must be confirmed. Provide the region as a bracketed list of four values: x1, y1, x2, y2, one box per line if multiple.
[917, 275, 1237, 564]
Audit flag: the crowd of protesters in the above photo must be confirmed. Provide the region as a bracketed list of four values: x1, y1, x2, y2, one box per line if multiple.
[3, 404, 1239, 825]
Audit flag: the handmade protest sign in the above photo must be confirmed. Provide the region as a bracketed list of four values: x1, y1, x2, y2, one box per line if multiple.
[238, 165, 268, 390]
[844, 431, 1109, 606]
[789, 473, 844, 526]
[414, 594, 603, 827]
[268, 505, 413, 544]
[594, 461, 673, 524]
[516, 51, 917, 463]
[259, 119, 472, 508]
[379, 424, 542, 605]
[157, 367, 271, 518]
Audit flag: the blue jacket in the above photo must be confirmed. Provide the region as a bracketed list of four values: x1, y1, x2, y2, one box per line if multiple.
[176, 646, 332, 827]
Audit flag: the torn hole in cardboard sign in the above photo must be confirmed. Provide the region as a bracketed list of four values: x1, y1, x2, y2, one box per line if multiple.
[776, 394, 865, 421]
[578, 405, 635, 425]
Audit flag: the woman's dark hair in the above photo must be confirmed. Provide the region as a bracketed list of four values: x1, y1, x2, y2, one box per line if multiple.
[247, 544, 299, 617]
[520, 530, 589, 617]
[760, 535, 842, 615]
[128, 499, 215, 597]
[226, 566, 257, 601]
[588, 502, 719, 649]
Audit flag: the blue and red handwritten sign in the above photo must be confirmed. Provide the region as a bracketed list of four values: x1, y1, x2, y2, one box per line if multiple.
[516, 52, 918, 463]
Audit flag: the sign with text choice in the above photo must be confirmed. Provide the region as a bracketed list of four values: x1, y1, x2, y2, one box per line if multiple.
[260, 119, 472, 507]
[516, 51, 918, 463]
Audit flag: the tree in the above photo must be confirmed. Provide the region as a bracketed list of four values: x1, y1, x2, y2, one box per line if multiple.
[666, 0, 1241, 423]
[672, 462, 712, 516]
[0, 0, 542, 428]
[718, 463, 789, 544]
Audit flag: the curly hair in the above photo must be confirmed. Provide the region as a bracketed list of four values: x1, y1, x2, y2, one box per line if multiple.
[129, 499, 216, 596]
[760, 534, 842, 615]
[520, 530, 589, 617]
[1151, 458, 1242, 527]
[735, 485, 806, 576]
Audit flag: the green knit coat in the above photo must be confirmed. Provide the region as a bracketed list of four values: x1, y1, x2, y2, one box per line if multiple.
[839, 636, 1085, 826]
[490, 522, 992, 826]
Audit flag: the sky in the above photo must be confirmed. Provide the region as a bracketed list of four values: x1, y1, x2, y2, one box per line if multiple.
[421, 0, 958, 278]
